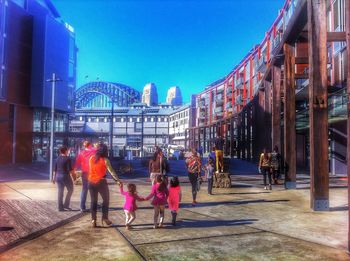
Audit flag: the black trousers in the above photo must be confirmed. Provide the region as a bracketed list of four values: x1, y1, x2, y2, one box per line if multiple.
[188, 173, 198, 201]
[57, 177, 73, 210]
[261, 167, 272, 186]
[88, 179, 110, 220]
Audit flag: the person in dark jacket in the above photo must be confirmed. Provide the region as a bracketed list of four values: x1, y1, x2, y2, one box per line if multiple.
[52, 146, 75, 211]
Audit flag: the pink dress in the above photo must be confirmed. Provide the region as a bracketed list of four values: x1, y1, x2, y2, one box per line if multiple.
[120, 187, 143, 212]
[145, 183, 169, 206]
[168, 186, 181, 211]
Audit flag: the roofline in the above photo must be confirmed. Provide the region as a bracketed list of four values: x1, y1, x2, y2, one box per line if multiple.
[44, 0, 61, 18]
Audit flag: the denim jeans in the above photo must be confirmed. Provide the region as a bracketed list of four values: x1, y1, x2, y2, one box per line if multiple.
[261, 167, 272, 186]
[207, 178, 213, 194]
[57, 176, 73, 210]
[80, 172, 89, 210]
[88, 179, 110, 220]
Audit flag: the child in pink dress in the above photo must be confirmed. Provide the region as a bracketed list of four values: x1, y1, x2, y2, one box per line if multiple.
[119, 182, 144, 230]
[145, 175, 169, 228]
[168, 176, 181, 226]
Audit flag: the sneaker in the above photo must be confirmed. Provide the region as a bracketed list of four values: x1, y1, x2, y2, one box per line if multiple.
[64, 207, 72, 211]
[153, 225, 158, 229]
[80, 208, 89, 213]
[264, 186, 267, 190]
[269, 184, 272, 190]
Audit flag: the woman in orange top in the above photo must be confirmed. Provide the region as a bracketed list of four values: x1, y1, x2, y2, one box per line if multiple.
[88, 143, 120, 227]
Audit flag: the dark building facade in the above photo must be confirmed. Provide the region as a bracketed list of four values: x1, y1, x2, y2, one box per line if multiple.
[0, 0, 77, 164]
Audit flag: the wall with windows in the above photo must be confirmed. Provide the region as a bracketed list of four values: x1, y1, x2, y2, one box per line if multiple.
[169, 105, 190, 147]
[28, 0, 77, 112]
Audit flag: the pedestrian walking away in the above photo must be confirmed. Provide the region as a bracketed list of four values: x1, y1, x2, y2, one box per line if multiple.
[149, 150, 161, 185]
[214, 134, 224, 173]
[168, 176, 181, 226]
[270, 145, 282, 185]
[52, 146, 75, 211]
[119, 182, 145, 230]
[74, 140, 96, 212]
[145, 175, 169, 229]
[88, 143, 121, 228]
[203, 158, 215, 195]
[259, 148, 272, 190]
[185, 148, 202, 205]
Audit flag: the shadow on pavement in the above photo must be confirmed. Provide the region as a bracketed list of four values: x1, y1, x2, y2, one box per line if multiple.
[180, 199, 290, 208]
[175, 218, 259, 228]
[215, 192, 271, 195]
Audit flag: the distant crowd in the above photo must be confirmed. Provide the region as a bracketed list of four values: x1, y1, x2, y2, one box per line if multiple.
[52, 134, 283, 229]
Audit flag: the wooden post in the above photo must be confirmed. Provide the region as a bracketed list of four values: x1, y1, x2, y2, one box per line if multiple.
[283, 43, 296, 189]
[272, 66, 281, 151]
[308, 0, 329, 210]
[346, 0, 350, 251]
[240, 110, 245, 159]
[247, 106, 252, 160]
[237, 115, 242, 159]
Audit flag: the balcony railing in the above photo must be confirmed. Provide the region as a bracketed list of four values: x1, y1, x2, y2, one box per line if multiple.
[236, 78, 244, 89]
[235, 95, 244, 105]
[257, 56, 267, 72]
[225, 101, 232, 109]
[272, 34, 281, 50]
[215, 107, 223, 113]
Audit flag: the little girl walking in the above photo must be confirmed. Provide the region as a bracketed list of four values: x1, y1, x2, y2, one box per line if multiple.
[168, 176, 181, 226]
[119, 182, 144, 230]
[145, 175, 169, 228]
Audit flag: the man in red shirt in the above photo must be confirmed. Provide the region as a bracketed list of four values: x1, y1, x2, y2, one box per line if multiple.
[75, 141, 96, 212]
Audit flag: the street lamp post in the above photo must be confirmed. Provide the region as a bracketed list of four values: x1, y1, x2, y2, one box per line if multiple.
[140, 109, 144, 157]
[47, 73, 61, 181]
[109, 90, 115, 158]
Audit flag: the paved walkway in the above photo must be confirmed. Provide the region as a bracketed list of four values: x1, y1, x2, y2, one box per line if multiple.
[0, 161, 349, 260]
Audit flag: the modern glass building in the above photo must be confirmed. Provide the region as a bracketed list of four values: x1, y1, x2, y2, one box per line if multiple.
[0, 0, 77, 164]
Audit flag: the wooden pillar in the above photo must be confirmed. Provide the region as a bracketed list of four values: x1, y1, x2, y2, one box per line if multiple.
[346, 0, 350, 251]
[247, 106, 252, 160]
[283, 43, 296, 189]
[272, 66, 281, 150]
[308, 0, 329, 210]
[224, 119, 230, 156]
[230, 117, 234, 157]
[237, 115, 242, 159]
[241, 110, 246, 159]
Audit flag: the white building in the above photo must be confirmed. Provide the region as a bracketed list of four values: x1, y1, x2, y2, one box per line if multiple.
[166, 86, 183, 106]
[69, 103, 193, 157]
[142, 83, 158, 106]
[168, 104, 191, 147]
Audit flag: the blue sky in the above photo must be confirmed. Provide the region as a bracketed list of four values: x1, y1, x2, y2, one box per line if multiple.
[53, 0, 283, 103]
